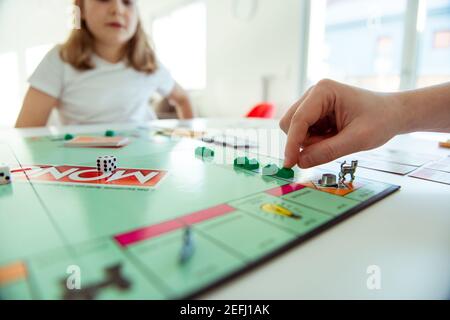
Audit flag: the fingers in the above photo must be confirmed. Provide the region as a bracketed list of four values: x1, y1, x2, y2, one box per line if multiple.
[302, 133, 335, 147]
[279, 86, 314, 134]
[297, 125, 364, 168]
[283, 90, 330, 168]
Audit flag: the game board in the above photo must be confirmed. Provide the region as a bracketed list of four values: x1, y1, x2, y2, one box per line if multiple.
[0, 127, 400, 299]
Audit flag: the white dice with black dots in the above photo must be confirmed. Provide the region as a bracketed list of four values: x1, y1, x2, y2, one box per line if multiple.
[0, 164, 11, 185]
[97, 156, 118, 173]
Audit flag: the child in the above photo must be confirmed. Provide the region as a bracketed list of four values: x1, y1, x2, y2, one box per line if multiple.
[16, 0, 193, 128]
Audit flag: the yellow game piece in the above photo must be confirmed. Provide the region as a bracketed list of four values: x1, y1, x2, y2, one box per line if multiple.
[439, 139, 450, 149]
[261, 203, 301, 219]
[0, 262, 27, 285]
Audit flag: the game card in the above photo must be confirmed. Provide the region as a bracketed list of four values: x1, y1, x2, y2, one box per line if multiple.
[423, 156, 450, 173]
[64, 136, 129, 148]
[409, 168, 450, 185]
[202, 135, 258, 148]
[357, 149, 440, 167]
[338, 158, 417, 175]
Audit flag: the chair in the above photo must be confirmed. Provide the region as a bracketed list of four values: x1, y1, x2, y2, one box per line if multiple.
[245, 103, 276, 119]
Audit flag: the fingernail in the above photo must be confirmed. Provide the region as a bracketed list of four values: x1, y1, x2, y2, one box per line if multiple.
[283, 160, 291, 168]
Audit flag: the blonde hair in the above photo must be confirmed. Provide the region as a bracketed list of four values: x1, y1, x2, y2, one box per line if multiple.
[60, 0, 157, 73]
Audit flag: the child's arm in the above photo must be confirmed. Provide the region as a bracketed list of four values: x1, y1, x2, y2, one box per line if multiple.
[15, 87, 58, 128]
[167, 84, 194, 120]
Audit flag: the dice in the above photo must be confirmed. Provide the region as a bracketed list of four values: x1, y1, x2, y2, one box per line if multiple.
[0, 164, 11, 185]
[97, 156, 117, 173]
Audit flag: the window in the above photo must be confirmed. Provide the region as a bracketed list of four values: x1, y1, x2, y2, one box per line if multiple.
[416, 0, 450, 88]
[306, 0, 407, 91]
[433, 30, 450, 48]
[152, 1, 207, 91]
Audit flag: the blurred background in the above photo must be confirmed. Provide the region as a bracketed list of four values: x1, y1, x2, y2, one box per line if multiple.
[0, 0, 449, 127]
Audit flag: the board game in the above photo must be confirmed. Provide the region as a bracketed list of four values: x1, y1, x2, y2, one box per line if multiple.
[0, 127, 400, 300]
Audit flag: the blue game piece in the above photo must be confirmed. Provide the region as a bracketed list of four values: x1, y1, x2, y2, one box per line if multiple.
[179, 227, 195, 264]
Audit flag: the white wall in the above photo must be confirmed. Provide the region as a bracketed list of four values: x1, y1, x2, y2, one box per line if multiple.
[204, 0, 302, 118]
[140, 0, 303, 118]
[0, 0, 72, 127]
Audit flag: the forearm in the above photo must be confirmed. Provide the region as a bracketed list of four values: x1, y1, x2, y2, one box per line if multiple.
[15, 88, 56, 128]
[168, 84, 194, 120]
[174, 98, 194, 119]
[394, 82, 450, 134]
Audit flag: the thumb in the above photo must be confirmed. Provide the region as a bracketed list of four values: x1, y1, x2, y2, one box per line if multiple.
[297, 126, 363, 168]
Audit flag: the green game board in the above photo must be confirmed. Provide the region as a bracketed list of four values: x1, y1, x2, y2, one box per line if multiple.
[0, 128, 400, 299]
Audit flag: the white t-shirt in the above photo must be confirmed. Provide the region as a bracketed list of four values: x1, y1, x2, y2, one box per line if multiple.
[28, 45, 175, 125]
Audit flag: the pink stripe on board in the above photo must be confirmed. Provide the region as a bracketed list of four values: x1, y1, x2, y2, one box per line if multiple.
[115, 220, 183, 247]
[180, 204, 235, 225]
[266, 183, 306, 197]
[114, 204, 236, 247]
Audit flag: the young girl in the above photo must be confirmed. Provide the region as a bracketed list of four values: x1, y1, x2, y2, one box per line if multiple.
[15, 0, 193, 128]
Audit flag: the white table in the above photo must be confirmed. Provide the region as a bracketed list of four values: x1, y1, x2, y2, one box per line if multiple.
[2, 119, 449, 300]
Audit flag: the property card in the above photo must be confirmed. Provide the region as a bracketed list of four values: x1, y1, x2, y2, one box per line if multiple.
[64, 136, 129, 148]
[409, 167, 450, 185]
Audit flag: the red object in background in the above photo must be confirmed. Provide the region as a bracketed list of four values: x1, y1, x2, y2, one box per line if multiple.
[245, 103, 276, 119]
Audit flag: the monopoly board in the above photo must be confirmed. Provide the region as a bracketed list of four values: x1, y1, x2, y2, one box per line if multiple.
[0, 127, 399, 299]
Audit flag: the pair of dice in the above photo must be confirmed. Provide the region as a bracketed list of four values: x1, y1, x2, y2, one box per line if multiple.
[97, 156, 118, 173]
[0, 164, 11, 185]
